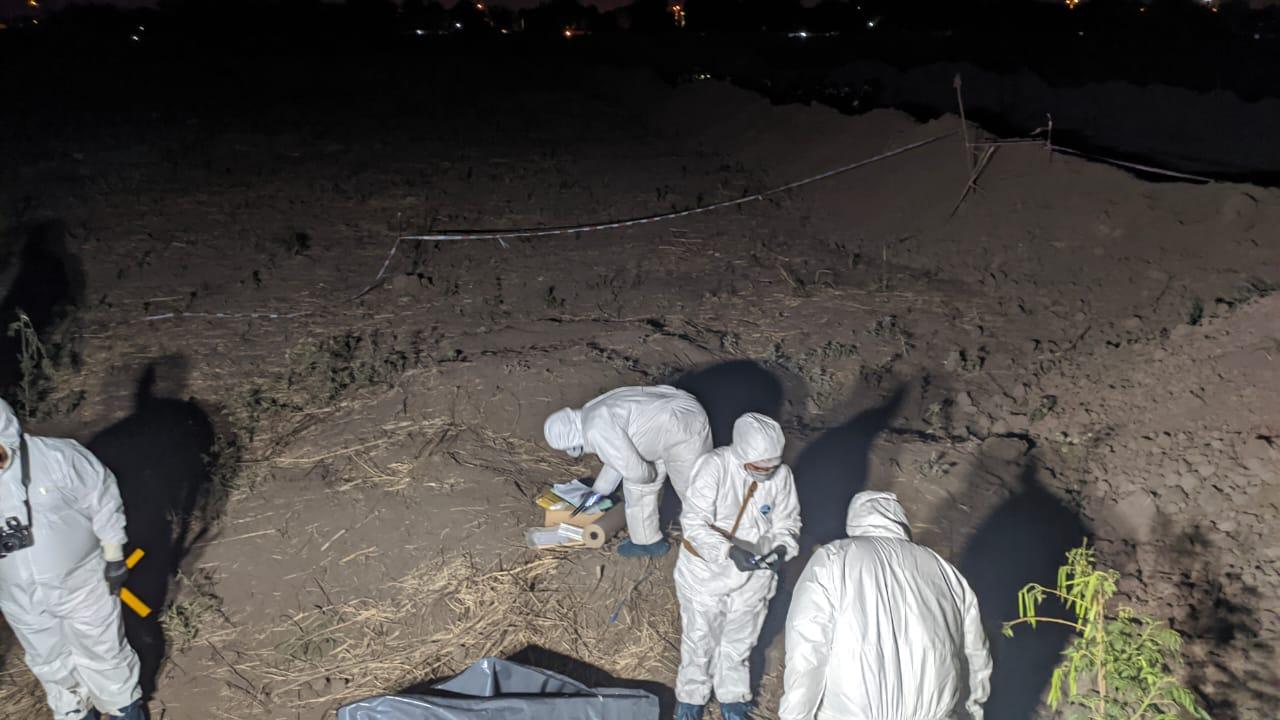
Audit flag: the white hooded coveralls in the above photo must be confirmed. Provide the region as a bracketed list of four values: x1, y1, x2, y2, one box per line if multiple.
[674, 413, 801, 706]
[543, 386, 712, 545]
[0, 399, 141, 719]
[779, 491, 992, 720]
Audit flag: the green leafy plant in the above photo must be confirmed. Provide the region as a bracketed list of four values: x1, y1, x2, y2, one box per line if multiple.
[1002, 542, 1211, 720]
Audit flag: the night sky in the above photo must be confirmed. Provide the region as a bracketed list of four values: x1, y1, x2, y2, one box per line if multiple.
[1, 0, 639, 16]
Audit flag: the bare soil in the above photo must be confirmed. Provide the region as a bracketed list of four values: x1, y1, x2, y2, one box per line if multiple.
[0, 59, 1275, 720]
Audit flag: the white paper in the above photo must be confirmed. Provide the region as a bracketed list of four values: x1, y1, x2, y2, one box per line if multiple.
[551, 480, 594, 506]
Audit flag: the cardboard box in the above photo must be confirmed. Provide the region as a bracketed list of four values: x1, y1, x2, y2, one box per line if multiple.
[542, 502, 627, 548]
[544, 501, 623, 528]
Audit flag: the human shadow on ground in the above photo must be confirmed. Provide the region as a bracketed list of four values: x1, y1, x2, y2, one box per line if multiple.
[0, 220, 85, 395]
[86, 358, 221, 700]
[672, 360, 786, 447]
[664, 360, 788, 531]
[1167, 524, 1279, 717]
[750, 384, 908, 692]
[957, 456, 1089, 720]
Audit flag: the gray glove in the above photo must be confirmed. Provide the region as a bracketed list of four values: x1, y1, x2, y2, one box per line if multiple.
[728, 545, 758, 573]
[760, 545, 788, 570]
[105, 560, 129, 594]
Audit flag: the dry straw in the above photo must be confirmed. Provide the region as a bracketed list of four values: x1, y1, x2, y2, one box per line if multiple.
[214, 549, 682, 717]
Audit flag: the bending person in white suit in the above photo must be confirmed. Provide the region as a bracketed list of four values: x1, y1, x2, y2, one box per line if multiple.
[544, 385, 712, 557]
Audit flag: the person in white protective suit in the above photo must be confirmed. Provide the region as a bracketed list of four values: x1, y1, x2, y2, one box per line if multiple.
[543, 385, 712, 558]
[779, 491, 992, 720]
[0, 399, 144, 720]
[673, 412, 801, 720]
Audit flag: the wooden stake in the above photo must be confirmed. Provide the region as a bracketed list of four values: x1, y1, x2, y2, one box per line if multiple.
[954, 74, 973, 173]
[950, 146, 997, 218]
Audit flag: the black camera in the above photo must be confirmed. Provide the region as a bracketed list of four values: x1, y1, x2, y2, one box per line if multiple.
[0, 517, 33, 557]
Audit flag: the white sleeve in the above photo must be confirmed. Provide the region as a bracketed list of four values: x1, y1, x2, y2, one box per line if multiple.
[765, 467, 802, 561]
[592, 465, 624, 495]
[62, 441, 128, 547]
[779, 548, 837, 720]
[680, 455, 732, 561]
[962, 579, 993, 720]
[586, 421, 656, 488]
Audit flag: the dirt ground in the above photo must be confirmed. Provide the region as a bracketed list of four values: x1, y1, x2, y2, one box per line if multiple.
[0, 57, 1276, 720]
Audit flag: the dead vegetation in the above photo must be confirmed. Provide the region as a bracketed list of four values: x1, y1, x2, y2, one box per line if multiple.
[163, 570, 234, 653]
[218, 550, 682, 717]
[0, 660, 47, 719]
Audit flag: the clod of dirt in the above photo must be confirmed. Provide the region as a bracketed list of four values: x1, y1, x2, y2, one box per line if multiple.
[1111, 489, 1160, 543]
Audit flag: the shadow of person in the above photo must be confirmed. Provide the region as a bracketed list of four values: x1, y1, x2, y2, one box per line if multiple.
[750, 384, 907, 692]
[958, 459, 1089, 720]
[86, 359, 220, 700]
[671, 360, 785, 448]
[660, 360, 788, 531]
[1166, 524, 1279, 717]
[0, 220, 86, 394]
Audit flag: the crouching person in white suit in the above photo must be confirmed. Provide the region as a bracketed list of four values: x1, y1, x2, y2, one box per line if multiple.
[779, 491, 992, 720]
[0, 399, 144, 720]
[544, 385, 712, 557]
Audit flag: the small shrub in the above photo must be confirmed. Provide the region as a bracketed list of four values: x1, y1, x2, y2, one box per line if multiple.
[1188, 297, 1204, 326]
[1003, 542, 1210, 720]
[6, 309, 55, 420]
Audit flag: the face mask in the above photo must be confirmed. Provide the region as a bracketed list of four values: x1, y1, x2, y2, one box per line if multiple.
[746, 466, 778, 482]
[565, 445, 584, 459]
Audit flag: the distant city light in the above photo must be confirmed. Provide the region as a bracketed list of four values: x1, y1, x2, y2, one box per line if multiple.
[415, 28, 425, 36]
[1065, 0, 1080, 8]
[26, 0, 39, 7]
[866, 19, 877, 28]
[454, 21, 463, 29]
[130, 34, 140, 41]
[669, 2, 686, 29]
